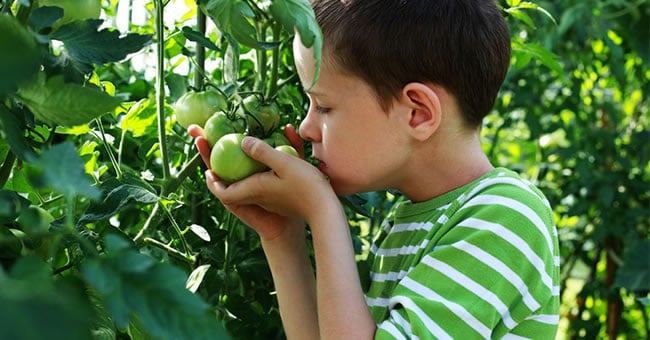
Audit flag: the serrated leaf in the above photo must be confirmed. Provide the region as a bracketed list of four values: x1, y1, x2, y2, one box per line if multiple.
[26, 141, 101, 200]
[51, 19, 152, 65]
[82, 235, 231, 339]
[270, 0, 322, 86]
[17, 72, 122, 127]
[0, 14, 41, 95]
[119, 98, 158, 138]
[29, 6, 64, 31]
[203, 0, 259, 49]
[79, 177, 158, 225]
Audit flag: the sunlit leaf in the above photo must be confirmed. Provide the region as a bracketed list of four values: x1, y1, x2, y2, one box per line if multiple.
[26, 142, 101, 201]
[270, 0, 322, 86]
[17, 72, 122, 127]
[51, 19, 152, 65]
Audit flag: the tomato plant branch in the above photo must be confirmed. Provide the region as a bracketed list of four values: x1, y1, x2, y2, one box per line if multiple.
[155, 0, 172, 184]
[133, 202, 161, 243]
[266, 21, 282, 100]
[94, 118, 122, 179]
[254, 23, 268, 94]
[194, 9, 206, 90]
[164, 153, 202, 194]
[160, 201, 192, 257]
[0, 150, 15, 188]
[143, 237, 195, 264]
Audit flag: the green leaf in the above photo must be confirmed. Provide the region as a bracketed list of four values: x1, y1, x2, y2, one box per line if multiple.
[79, 175, 158, 225]
[50, 19, 152, 65]
[28, 6, 64, 32]
[615, 238, 650, 291]
[511, 41, 564, 76]
[0, 104, 37, 161]
[203, 0, 259, 49]
[119, 98, 159, 137]
[0, 256, 95, 340]
[81, 235, 231, 339]
[26, 141, 101, 201]
[0, 14, 41, 95]
[186, 264, 211, 293]
[17, 72, 122, 127]
[181, 25, 220, 51]
[270, 0, 322, 86]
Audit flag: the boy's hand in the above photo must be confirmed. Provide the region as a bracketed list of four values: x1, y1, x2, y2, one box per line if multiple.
[187, 124, 326, 241]
[207, 135, 332, 221]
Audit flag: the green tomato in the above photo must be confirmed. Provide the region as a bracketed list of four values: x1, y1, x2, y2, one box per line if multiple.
[275, 145, 299, 158]
[39, 0, 102, 28]
[264, 131, 291, 147]
[210, 133, 266, 184]
[239, 95, 281, 137]
[174, 90, 229, 129]
[204, 112, 237, 148]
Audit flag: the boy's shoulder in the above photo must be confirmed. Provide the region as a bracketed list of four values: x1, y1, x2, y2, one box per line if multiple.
[391, 168, 552, 220]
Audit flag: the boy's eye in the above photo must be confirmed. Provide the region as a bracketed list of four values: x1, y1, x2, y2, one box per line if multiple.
[315, 105, 330, 114]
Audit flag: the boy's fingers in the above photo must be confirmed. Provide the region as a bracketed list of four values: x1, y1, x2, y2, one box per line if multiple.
[241, 137, 287, 171]
[284, 124, 304, 157]
[187, 124, 204, 138]
[194, 136, 212, 167]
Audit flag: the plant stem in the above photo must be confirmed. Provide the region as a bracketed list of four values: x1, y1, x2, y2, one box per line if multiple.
[155, 0, 171, 184]
[164, 153, 203, 193]
[0, 150, 15, 188]
[266, 22, 282, 100]
[95, 118, 122, 179]
[133, 202, 161, 243]
[195, 8, 206, 90]
[254, 23, 268, 94]
[143, 237, 195, 264]
[160, 202, 191, 257]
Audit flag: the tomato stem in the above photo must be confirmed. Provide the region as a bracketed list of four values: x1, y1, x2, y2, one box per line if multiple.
[155, 0, 171, 184]
[266, 21, 282, 100]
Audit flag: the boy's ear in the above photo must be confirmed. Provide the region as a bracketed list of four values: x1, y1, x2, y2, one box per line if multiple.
[400, 82, 442, 141]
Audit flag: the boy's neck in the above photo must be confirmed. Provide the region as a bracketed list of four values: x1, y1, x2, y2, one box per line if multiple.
[397, 132, 493, 203]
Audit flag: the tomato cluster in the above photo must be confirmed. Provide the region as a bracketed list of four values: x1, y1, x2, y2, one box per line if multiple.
[174, 91, 298, 184]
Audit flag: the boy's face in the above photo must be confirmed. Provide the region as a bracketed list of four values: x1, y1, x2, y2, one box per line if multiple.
[293, 37, 413, 195]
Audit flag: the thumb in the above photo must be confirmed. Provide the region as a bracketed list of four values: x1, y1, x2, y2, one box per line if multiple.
[241, 136, 286, 170]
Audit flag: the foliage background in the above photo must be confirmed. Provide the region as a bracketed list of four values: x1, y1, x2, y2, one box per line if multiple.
[0, 0, 648, 339]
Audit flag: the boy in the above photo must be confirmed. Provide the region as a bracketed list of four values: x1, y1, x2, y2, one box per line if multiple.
[189, 0, 560, 338]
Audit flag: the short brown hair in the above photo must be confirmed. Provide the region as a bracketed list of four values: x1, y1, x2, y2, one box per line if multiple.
[312, 0, 511, 127]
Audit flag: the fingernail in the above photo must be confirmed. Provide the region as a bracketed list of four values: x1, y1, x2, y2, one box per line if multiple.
[241, 136, 256, 150]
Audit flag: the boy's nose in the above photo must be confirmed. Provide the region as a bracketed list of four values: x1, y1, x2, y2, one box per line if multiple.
[298, 109, 320, 143]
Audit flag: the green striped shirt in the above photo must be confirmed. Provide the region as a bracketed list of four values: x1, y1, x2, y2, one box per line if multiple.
[365, 168, 560, 339]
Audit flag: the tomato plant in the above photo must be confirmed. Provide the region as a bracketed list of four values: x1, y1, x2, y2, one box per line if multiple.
[174, 89, 229, 128]
[0, 0, 646, 339]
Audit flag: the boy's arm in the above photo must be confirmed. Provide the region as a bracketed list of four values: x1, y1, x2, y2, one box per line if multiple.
[306, 193, 377, 339]
[208, 138, 377, 339]
[260, 224, 320, 339]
